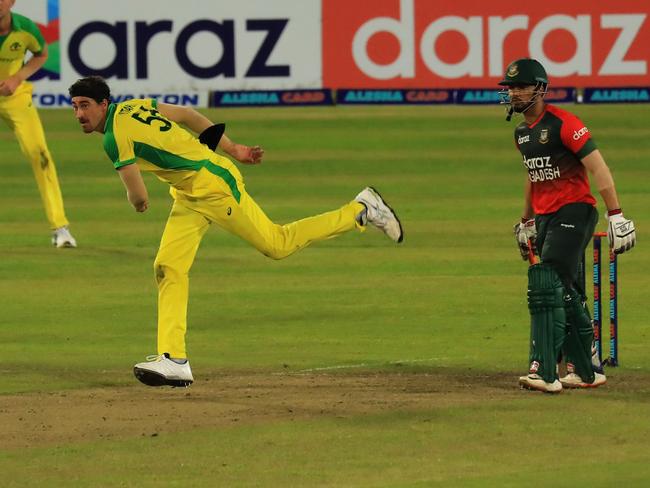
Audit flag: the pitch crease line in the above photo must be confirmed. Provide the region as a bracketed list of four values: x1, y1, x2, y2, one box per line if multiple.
[275, 357, 445, 375]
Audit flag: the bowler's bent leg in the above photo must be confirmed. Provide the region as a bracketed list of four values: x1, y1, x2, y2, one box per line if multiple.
[199, 189, 365, 260]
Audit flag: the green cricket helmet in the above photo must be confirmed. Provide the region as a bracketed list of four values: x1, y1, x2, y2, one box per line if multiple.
[498, 58, 548, 86]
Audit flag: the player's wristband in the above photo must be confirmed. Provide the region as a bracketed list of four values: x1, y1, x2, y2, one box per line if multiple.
[607, 208, 623, 217]
[199, 123, 226, 151]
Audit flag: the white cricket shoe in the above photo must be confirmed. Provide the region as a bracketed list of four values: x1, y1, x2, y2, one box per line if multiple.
[133, 354, 194, 387]
[560, 370, 606, 389]
[355, 187, 403, 243]
[518, 373, 563, 394]
[52, 226, 77, 248]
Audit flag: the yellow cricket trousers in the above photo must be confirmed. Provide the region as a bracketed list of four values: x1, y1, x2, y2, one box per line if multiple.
[154, 167, 365, 358]
[0, 83, 68, 229]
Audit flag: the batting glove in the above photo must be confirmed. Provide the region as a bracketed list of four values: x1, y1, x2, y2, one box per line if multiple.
[607, 209, 636, 255]
[514, 218, 537, 261]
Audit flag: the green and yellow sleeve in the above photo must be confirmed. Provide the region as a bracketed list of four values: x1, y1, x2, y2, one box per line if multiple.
[12, 13, 45, 54]
[103, 104, 137, 169]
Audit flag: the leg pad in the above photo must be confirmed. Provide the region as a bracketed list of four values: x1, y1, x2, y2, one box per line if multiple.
[527, 264, 566, 383]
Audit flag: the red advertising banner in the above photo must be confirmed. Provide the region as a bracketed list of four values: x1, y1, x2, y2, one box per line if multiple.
[322, 0, 650, 88]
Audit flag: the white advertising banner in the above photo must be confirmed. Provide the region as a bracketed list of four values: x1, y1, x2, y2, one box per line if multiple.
[17, 0, 322, 107]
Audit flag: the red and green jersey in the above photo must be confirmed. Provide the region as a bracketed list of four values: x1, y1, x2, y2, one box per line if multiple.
[0, 12, 44, 82]
[514, 104, 597, 215]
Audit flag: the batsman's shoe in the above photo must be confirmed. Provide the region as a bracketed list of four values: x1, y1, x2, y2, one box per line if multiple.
[133, 354, 194, 387]
[518, 373, 562, 394]
[52, 226, 77, 248]
[355, 187, 404, 243]
[560, 371, 606, 389]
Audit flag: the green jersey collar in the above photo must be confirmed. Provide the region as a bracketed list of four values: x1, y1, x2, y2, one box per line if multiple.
[103, 103, 116, 134]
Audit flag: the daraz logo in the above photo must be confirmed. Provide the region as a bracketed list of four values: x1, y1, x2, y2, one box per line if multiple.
[573, 126, 589, 140]
[33, 0, 60, 80]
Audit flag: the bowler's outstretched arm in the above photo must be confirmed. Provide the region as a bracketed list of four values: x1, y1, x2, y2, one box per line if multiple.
[157, 103, 264, 164]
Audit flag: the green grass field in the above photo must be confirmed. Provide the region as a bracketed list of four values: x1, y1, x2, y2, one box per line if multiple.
[1, 104, 649, 487]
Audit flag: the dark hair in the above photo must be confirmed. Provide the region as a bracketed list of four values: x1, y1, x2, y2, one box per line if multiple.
[68, 76, 111, 103]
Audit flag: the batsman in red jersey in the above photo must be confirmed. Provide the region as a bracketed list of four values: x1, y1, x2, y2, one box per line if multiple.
[499, 58, 636, 393]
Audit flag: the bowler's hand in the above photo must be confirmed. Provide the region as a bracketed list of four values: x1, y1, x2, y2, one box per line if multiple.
[134, 201, 149, 213]
[232, 144, 264, 165]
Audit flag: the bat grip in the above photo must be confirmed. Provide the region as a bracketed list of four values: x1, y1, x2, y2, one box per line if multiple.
[527, 240, 538, 265]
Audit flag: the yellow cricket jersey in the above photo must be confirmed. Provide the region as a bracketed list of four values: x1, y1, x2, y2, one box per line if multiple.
[0, 12, 44, 84]
[102, 99, 242, 202]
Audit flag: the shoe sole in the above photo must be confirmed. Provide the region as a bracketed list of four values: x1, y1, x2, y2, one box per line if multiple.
[560, 380, 606, 389]
[368, 186, 404, 243]
[518, 378, 562, 394]
[133, 367, 193, 387]
[53, 238, 77, 248]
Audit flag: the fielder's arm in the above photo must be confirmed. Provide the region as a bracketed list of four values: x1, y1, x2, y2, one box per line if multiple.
[156, 103, 264, 164]
[117, 164, 149, 212]
[0, 44, 48, 96]
[581, 150, 621, 212]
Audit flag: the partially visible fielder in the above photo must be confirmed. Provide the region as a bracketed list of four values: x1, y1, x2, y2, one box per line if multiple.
[500, 58, 636, 393]
[68, 76, 403, 387]
[0, 0, 76, 247]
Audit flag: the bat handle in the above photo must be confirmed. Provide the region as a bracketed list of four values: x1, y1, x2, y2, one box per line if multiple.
[527, 240, 538, 265]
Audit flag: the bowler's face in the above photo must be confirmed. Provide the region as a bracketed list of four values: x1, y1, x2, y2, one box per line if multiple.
[71, 97, 107, 133]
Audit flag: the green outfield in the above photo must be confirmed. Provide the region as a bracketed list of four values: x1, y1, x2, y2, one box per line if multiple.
[1, 104, 649, 486]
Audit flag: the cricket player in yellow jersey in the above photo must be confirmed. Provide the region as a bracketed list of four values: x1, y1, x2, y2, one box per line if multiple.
[0, 0, 76, 247]
[69, 76, 403, 387]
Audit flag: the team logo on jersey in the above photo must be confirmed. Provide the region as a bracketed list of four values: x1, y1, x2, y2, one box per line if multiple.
[507, 64, 519, 77]
[539, 129, 549, 144]
[119, 104, 135, 114]
[9, 42, 22, 51]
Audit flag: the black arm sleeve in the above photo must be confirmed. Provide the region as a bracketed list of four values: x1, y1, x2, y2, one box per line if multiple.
[198, 123, 226, 151]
